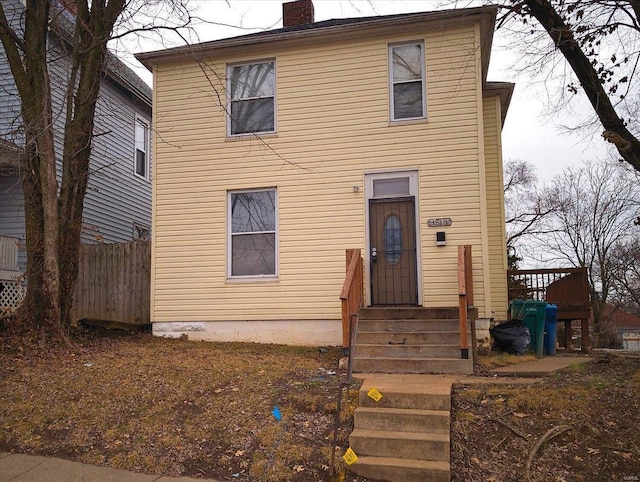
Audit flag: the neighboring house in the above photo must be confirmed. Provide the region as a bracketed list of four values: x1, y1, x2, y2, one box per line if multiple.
[0, 0, 153, 275]
[137, 1, 513, 347]
[603, 304, 640, 350]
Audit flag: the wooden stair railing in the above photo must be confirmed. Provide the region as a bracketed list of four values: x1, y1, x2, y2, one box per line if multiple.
[458, 245, 473, 360]
[340, 249, 363, 355]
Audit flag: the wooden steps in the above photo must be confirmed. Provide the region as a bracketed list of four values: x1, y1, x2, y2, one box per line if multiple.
[352, 307, 473, 375]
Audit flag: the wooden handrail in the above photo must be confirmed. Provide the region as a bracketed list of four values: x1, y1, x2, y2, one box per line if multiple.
[339, 249, 363, 352]
[340, 250, 361, 300]
[458, 245, 472, 359]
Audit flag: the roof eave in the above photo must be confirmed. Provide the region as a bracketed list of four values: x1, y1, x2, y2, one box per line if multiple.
[136, 5, 499, 79]
[484, 81, 515, 126]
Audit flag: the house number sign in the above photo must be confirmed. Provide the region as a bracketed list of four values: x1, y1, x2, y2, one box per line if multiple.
[427, 218, 452, 227]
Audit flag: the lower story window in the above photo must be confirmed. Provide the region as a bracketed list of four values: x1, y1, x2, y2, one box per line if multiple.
[229, 188, 277, 277]
[133, 223, 151, 241]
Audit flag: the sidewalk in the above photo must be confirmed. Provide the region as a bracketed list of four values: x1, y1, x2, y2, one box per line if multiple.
[488, 355, 592, 377]
[0, 453, 221, 482]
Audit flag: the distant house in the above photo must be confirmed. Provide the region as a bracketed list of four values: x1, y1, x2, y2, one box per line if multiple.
[0, 0, 153, 277]
[137, 1, 513, 347]
[603, 304, 640, 350]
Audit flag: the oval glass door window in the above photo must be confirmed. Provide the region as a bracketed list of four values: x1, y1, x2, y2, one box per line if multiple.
[384, 215, 402, 265]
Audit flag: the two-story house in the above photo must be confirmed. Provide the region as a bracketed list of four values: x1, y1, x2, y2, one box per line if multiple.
[137, 1, 513, 367]
[0, 0, 153, 280]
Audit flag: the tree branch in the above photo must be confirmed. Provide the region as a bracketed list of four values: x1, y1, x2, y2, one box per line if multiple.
[523, 0, 640, 172]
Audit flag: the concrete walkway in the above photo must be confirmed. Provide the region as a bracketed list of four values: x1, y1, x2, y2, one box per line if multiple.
[488, 355, 592, 378]
[0, 453, 221, 482]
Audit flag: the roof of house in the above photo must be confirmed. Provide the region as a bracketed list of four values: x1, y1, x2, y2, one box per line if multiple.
[136, 5, 498, 84]
[50, 5, 152, 107]
[104, 54, 152, 107]
[485, 81, 516, 125]
[604, 304, 640, 329]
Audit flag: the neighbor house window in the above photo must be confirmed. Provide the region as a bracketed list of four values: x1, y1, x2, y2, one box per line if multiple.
[229, 188, 277, 277]
[134, 117, 150, 179]
[133, 223, 151, 241]
[228, 60, 275, 136]
[389, 42, 426, 121]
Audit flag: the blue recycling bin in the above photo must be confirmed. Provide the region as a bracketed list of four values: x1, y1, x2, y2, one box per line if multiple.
[510, 300, 546, 357]
[544, 304, 558, 355]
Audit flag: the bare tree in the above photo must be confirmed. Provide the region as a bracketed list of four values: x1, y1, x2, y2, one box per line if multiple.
[535, 160, 640, 333]
[502, 0, 640, 172]
[503, 159, 556, 259]
[0, 0, 191, 343]
[609, 238, 640, 315]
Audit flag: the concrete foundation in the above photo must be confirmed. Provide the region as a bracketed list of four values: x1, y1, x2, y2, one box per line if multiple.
[152, 319, 342, 346]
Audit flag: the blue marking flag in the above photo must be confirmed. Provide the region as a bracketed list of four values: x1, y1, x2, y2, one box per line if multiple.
[272, 405, 282, 421]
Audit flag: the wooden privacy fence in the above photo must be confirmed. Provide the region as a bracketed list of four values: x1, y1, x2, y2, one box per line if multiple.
[72, 241, 150, 327]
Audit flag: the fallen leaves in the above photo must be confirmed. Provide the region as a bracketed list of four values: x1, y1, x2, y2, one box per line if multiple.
[451, 353, 640, 482]
[0, 332, 353, 481]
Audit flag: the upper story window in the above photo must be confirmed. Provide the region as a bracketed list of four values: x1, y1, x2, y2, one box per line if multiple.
[389, 42, 426, 121]
[228, 60, 276, 136]
[134, 116, 150, 179]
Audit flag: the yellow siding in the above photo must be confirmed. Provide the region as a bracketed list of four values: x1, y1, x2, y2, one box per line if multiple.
[482, 95, 508, 319]
[152, 23, 494, 323]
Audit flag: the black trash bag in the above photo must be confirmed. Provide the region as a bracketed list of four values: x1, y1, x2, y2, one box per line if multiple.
[490, 319, 531, 355]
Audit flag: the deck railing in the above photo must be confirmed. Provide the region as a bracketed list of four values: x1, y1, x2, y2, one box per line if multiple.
[508, 267, 591, 351]
[339, 249, 363, 355]
[0, 235, 19, 272]
[458, 245, 473, 360]
[507, 267, 589, 305]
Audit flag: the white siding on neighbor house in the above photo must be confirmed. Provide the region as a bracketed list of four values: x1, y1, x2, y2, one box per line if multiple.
[0, 174, 25, 269]
[0, 0, 21, 145]
[151, 21, 494, 328]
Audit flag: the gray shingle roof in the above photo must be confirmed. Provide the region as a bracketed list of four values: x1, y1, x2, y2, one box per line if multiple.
[136, 5, 498, 72]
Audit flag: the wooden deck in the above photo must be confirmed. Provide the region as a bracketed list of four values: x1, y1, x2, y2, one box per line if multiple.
[508, 267, 592, 352]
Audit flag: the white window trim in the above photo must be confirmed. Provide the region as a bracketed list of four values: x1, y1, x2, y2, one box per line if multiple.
[226, 59, 277, 138]
[389, 41, 427, 122]
[134, 114, 150, 181]
[227, 187, 279, 280]
[364, 170, 422, 306]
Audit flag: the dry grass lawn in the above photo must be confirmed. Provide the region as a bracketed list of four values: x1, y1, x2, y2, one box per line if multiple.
[0, 330, 360, 482]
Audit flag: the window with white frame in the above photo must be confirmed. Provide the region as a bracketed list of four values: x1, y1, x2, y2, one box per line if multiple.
[389, 42, 426, 121]
[229, 189, 277, 277]
[228, 60, 275, 136]
[134, 117, 150, 179]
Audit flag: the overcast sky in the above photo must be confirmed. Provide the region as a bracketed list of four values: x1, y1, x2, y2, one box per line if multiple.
[123, 0, 614, 181]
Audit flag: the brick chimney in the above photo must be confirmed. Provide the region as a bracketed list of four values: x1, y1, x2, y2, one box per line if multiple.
[282, 0, 314, 27]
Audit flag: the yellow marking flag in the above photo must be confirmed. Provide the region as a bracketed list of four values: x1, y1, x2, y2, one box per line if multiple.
[343, 447, 359, 465]
[367, 387, 383, 402]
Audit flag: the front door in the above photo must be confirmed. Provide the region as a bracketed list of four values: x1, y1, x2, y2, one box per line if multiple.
[369, 197, 418, 305]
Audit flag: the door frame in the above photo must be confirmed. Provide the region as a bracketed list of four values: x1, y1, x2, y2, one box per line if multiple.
[364, 169, 423, 306]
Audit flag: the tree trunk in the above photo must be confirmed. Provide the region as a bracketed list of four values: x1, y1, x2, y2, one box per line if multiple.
[524, 0, 640, 173]
[0, 0, 127, 342]
[2, 0, 66, 341]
